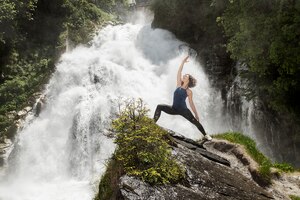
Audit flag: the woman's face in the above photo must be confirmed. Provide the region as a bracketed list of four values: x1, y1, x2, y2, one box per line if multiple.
[183, 74, 190, 83]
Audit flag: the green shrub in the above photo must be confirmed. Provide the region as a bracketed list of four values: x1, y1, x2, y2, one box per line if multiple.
[112, 99, 185, 185]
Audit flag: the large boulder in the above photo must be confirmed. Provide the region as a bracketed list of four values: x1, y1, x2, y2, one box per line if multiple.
[115, 131, 277, 200]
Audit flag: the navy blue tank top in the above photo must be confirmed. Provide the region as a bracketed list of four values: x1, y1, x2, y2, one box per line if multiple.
[172, 87, 187, 110]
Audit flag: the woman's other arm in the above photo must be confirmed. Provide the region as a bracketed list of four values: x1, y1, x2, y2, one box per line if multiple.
[187, 89, 199, 121]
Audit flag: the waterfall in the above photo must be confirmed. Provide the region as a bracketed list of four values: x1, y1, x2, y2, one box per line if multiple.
[224, 63, 300, 166]
[0, 12, 228, 199]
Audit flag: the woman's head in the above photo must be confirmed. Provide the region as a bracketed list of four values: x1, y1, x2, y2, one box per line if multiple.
[182, 74, 197, 88]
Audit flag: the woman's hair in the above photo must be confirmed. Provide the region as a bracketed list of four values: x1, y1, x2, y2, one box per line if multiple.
[188, 74, 197, 88]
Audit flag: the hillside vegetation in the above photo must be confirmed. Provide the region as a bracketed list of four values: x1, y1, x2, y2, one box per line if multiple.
[0, 0, 125, 140]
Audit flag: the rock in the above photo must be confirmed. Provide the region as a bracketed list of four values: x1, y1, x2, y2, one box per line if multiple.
[24, 106, 32, 112]
[6, 111, 17, 120]
[0, 157, 4, 166]
[166, 129, 205, 150]
[271, 172, 300, 198]
[118, 144, 273, 200]
[204, 140, 297, 199]
[170, 137, 230, 167]
[17, 110, 27, 118]
[114, 131, 275, 200]
[97, 128, 300, 199]
[205, 139, 275, 187]
[0, 138, 13, 167]
[165, 129, 230, 166]
[5, 124, 17, 140]
[16, 106, 32, 119]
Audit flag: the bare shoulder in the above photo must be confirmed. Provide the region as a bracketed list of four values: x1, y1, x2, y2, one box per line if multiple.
[186, 88, 193, 96]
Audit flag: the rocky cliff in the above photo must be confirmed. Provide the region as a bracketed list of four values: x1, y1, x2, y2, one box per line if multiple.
[98, 130, 299, 200]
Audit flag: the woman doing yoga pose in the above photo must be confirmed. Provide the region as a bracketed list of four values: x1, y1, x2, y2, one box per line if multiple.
[153, 56, 212, 141]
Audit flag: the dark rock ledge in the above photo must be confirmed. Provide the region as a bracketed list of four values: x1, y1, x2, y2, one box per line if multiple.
[113, 130, 277, 200]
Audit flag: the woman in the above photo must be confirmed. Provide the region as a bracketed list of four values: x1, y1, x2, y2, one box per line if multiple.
[153, 56, 212, 141]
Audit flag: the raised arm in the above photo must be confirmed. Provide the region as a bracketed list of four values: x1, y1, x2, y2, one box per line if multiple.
[177, 56, 189, 87]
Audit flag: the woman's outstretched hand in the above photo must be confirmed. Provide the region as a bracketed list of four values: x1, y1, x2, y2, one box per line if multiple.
[183, 56, 189, 63]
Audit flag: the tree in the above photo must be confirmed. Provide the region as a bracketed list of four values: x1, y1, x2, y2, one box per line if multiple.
[218, 0, 300, 116]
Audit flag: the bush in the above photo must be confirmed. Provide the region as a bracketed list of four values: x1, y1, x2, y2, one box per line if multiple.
[112, 99, 185, 185]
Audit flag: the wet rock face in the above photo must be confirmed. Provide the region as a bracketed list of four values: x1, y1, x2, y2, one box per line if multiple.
[116, 132, 274, 200]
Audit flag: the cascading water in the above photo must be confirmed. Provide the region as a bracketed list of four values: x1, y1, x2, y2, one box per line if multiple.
[0, 12, 229, 199]
[225, 63, 300, 166]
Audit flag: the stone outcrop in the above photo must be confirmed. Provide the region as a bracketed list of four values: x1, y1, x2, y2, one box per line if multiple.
[106, 130, 297, 200]
[205, 139, 269, 187]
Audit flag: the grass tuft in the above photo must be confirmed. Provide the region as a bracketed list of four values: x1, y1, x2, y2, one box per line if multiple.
[290, 195, 300, 200]
[213, 132, 296, 184]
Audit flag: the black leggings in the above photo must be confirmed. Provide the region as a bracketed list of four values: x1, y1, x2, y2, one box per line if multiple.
[153, 104, 207, 136]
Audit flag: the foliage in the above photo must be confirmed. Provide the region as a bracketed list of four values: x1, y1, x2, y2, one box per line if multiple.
[290, 195, 300, 200]
[0, 55, 51, 137]
[91, 0, 117, 12]
[95, 156, 124, 200]
[218, 0, 300, 116]
[0, 115, 12, 139]
[63, 0, 114, 44]
[273, 162, 296, 173]
[0, 0, 37, 43]
[112, 99, 185, 185]
[0, 0, 120, 138]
